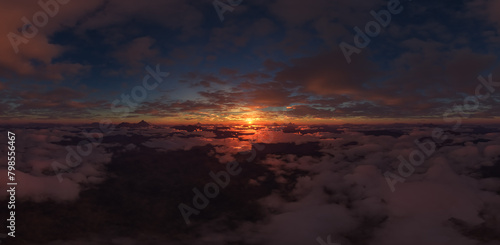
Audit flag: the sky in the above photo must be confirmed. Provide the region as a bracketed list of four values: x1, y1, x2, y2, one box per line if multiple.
[1, 0, 500, 124]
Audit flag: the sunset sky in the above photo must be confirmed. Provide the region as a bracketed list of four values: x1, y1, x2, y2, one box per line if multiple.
[4, 2, 500, 244]
[1, 0, 500, 124]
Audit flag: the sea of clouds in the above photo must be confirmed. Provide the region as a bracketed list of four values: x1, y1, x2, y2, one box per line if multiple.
[1, 125, 500, 245]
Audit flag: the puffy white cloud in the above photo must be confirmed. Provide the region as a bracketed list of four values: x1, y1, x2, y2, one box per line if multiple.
[0, 127, 111, 202]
